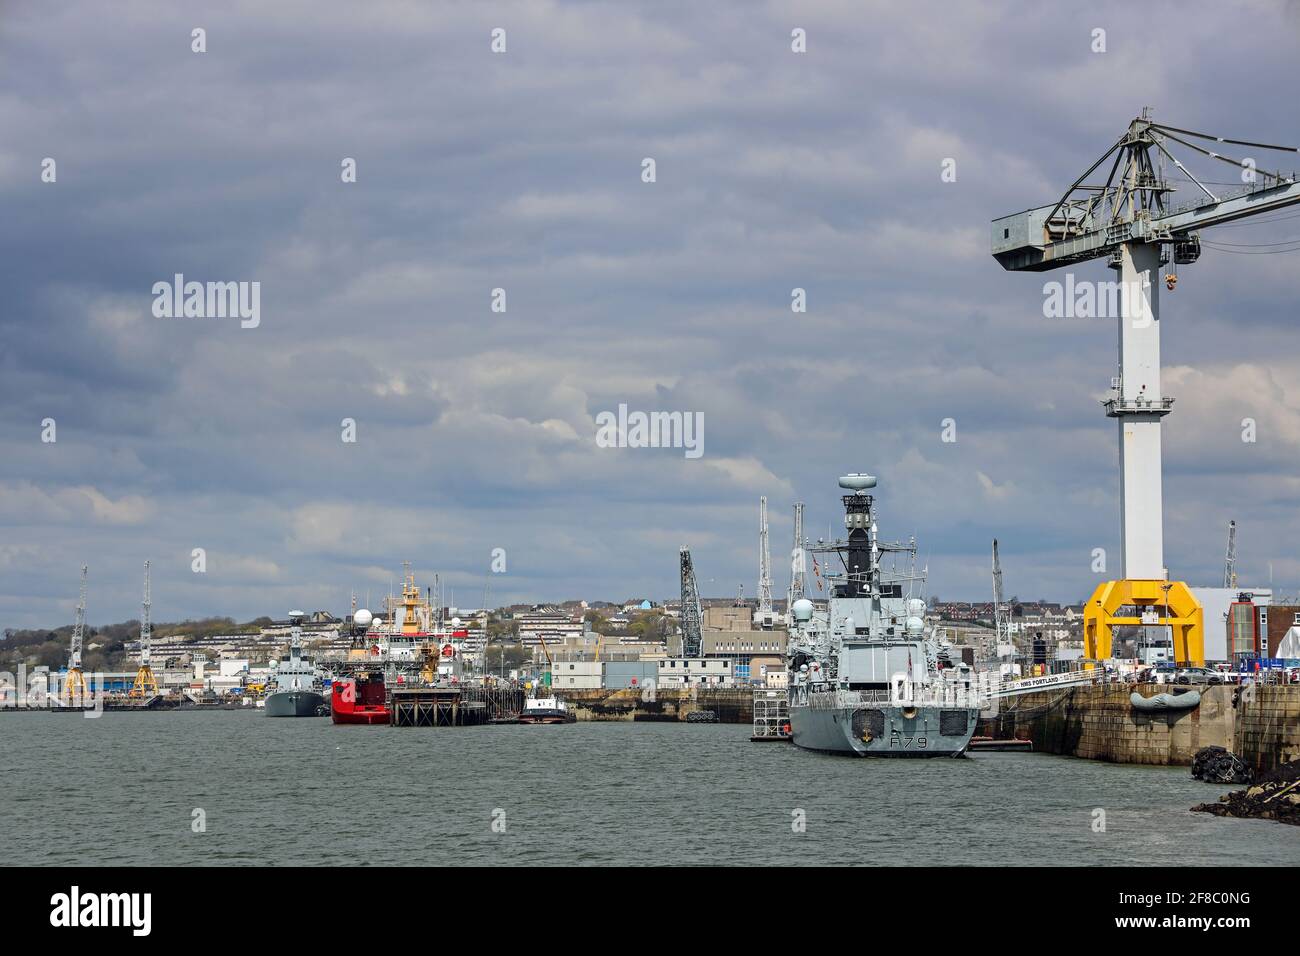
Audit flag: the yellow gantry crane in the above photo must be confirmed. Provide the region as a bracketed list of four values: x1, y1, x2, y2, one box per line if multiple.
[129, 560, 159, 698]
[63, 564, 89, 703]
[993, 112, 1300, 666]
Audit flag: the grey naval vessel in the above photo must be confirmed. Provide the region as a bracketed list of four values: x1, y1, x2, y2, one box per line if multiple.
[264, 611, 328, 717]
[786, 474, 982, 756]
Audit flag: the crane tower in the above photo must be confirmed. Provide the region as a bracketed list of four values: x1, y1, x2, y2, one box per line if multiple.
[64, 564, 89, 702]
[1224, 520, 1238, 590]
[786, 502, 806, 624]
[755, 496, 775, 629]
[991, 540, 1010, 668]
[679, 547, 703, 658]
[130, 560, 159, 698]
[993, 111, 1300, 666]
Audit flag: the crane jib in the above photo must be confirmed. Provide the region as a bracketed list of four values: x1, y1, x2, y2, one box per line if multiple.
[992, 116, 1300, 272]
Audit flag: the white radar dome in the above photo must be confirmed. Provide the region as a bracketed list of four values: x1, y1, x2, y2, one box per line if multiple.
[907, 599, 926, 617]
[353, 609, 373, 628]
[905, 616, 925, 635]
[791, 598, 814, 622]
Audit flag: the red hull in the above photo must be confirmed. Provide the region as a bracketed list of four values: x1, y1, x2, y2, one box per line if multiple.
[331, 676, 390, 725]
[332, 707, 389, 725]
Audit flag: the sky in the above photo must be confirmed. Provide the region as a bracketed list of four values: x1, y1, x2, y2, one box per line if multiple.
[2, 0, 1300, 629]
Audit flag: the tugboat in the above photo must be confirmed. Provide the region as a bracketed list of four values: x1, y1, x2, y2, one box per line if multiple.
[265, 611, 328, 717]
[330, 669, 390, 725]
[518, 695, 575, 724]
[786, 474, 982, 756]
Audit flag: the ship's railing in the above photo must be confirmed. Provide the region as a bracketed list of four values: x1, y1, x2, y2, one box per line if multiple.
[802, 686, 990, 710]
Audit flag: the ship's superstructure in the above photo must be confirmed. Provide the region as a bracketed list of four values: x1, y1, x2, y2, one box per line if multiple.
[786, 474, 981, 756]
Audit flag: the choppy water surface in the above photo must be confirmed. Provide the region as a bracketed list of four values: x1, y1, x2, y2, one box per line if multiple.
[1, 711, 1294, 866]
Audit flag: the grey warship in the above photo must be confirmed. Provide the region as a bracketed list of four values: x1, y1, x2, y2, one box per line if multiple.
[264, 611, 327, 717]
[786, 474, 982, 756]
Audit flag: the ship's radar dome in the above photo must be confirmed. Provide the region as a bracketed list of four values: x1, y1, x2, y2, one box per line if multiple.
[905, 616, 925, 635]
[791, 598, 814, 621]
[907, 599, 926, 617]
[451, 616, 461, 627]
[838, 473, 877, 492]
[354, 609, 373, 628]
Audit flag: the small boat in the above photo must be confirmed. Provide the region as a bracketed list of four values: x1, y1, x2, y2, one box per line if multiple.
[331, 671, 390, 725]
[518, 696, 575, 724]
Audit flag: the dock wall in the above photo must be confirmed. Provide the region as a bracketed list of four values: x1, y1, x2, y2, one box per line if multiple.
[976, 684, 1300, 771]
[557, 687, 753, 723]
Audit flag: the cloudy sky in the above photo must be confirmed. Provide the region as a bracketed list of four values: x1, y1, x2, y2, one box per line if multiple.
[3, 1, 1299, 628]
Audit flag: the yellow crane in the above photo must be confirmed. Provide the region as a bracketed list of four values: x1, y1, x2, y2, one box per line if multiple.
[63, 565, 89, 703]
[129, 561, 159, 699]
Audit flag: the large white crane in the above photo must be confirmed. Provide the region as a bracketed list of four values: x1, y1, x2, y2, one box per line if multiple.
[786, 501, 806, 625]
[755, 496, 774, 629]
[993, 111, 1300, 666]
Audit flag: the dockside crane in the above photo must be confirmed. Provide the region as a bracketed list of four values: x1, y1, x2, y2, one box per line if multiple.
[1224, 520, 1238, 590]
[786, 502, 806, 625]
[63, 564, 89, 702]
[129, 560, 159, 698]
[755, 496, 775, 629]
[679, 547, 704, 658]
[992, 111, 1300, 666]
[991, 540, 1010, 670]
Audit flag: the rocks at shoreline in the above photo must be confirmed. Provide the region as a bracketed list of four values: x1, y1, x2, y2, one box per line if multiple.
[1192, 758, 1300, 826]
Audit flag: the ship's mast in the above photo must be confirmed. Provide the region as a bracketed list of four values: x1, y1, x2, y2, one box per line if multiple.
[288, 610, 304, 655]
[840, 489, 876, 597]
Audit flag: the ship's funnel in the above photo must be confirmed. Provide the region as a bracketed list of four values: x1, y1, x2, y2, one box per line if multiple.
[838, 474, 877, 492]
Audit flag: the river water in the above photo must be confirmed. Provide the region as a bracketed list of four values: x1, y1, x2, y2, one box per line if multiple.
[1, 711, 1294, 866]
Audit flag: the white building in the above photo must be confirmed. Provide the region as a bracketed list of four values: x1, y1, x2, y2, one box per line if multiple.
[657, 658, 732, 687]
[552, 660, 603, 689]
[516, 610, 589, 648]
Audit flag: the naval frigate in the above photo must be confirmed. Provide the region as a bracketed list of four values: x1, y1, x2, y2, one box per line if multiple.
[264, 611, 327, 717]
[786, 474, 982, 756]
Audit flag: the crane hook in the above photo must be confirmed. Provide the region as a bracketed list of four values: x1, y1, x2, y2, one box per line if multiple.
[1165, 272, 1178, 291]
